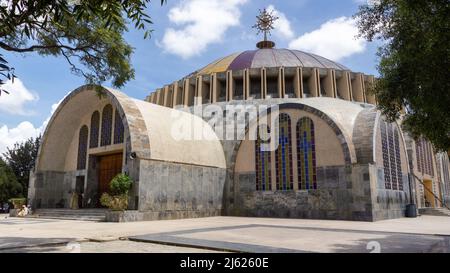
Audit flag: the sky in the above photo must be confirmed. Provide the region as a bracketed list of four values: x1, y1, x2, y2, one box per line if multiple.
[0, 0, 381, 154]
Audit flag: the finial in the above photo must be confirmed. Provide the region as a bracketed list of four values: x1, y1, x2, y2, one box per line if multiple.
[252, 8, 278, 49]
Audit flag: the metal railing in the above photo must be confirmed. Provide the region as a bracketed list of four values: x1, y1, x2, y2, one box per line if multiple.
[412, 173, 450, 211]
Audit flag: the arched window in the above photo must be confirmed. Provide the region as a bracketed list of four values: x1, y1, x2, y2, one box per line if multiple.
[416, 138, 434, 176]
[381, 121, 403, 190]
[113, 109, 124, 144]
[380, 121, 391, 189]
[275, 113, 293, 191]
[255, 124, 271, 191]
[387, 123, 398, 190]
[101, 104, 113, 146]
[77, 125, 88, 170]
[297, 117, 317, 190]
[89, 111, 100, 148]
[394, 128, 403, 190]
[416, 139, 423, 173]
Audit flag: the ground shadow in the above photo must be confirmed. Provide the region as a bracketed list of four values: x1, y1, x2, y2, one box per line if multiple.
[0, 237, 77, 253]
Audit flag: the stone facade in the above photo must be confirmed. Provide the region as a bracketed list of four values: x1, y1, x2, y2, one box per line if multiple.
[137, 160, 226, 219]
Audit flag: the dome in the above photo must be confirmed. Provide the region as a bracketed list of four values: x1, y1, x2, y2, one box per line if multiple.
[193, 48, 350, 76]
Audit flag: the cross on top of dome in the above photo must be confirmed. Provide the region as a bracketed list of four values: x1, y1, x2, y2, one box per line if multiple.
[252, 8, 278, 49]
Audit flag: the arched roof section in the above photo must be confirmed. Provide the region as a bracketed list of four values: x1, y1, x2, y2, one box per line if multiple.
[36, 85, 225, 172]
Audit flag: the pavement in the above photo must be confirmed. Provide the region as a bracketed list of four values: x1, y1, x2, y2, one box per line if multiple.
[1, 240, 220, 253]
[1, 215, 449, 253]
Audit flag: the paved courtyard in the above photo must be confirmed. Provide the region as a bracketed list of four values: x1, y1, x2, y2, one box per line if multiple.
[0, 215, 449, 253]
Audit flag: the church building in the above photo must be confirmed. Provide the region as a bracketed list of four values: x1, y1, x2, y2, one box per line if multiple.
[27, 10, 450, 222]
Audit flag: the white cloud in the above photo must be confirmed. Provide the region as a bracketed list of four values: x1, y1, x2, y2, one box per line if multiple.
[0, 121, 41, 155]
[0, 92, 67, 155]
[0, 78, 39, 115]
[353, 0, 380, 6]
[159, 0, 247, 59]
[267, 5, 294, 40]
[288, 17, 366, 61]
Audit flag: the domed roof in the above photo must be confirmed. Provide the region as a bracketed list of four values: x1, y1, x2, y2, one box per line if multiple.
[194, 48, 350, 76]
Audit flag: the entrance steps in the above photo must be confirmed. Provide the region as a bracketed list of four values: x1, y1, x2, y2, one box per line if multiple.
[30, 209, 107, 222]
[419, 207, 450, 217]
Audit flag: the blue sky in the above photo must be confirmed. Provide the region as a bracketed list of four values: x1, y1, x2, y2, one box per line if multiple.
[0, 0, 380, 153]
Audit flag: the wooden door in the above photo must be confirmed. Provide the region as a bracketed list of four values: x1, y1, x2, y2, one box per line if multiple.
[423, 180, 435, 208]
[98, 153, 123, 195]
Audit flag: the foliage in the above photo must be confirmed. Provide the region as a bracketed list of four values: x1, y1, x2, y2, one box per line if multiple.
[0, 0, 167, 89]
[0, 53, 15, 95]
[9, 197, 26, 209]
[100, 193, 128, 211]
[355, 0, 450, 151]
[110, 173, 133, 195]
[0, 159, 22, 204]
[2, 135, 41, 197]
[100, 174, 133, 211]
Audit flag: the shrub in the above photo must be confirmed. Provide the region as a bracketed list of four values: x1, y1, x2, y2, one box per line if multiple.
[100, 193, 128, 211]
[110, 174, 133, 195]
[9, 198, 26, 209]
[100, 174, 133, 211]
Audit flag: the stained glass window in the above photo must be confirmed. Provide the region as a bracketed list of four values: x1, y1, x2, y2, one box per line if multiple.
[394, 128, 403, 191]
[380, 121, 392, 189]
[275, 113, 293, 191]
[77, 125, 88, 170]
[89, 111, 100, 148]
[381, 121, 403, 190]
[422, 140, 430, 174]
[387, 124, 398, 190]
[427, 142, 434, 176]
[255, 124, 271, 191]
[101, 104, 113, 146]
[416, 138, 435, 176]
[113, 109, 124, 144]
[442, 155, 450, 195]
[297, 117, 317, 190]
[416, 140, 423, 173]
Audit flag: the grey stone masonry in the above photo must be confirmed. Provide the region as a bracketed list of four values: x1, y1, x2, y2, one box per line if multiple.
[137, 159, 226, 218]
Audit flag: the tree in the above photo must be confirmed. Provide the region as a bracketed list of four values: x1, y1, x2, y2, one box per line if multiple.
[0, 158, 22, 204]
[355, 0, 450, 151]
[2, 135, 41, 197]
[0, 0, 166, 89]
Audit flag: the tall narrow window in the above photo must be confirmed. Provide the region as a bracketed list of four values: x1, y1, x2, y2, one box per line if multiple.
[416, 140, 423, 173]
[387, 124, 398, 190]
[113, 109, 124, 144]
[381, 121, 403, 190]
[275, 113, 293, 191]
[394, 129, 403, 190]
[426, 142, 434, 176]
[101, 104, 113, 146]
[89, 111, 100, 148]
[380, 121, 392, 189]
[442, 155, 450, 195]
[255, 125, 271, 191]
[77, 125, 88, 170]
[297, 117, 317, 190]
[416, 138, 435, 176]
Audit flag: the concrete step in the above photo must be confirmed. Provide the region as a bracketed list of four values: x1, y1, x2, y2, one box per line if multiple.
[32, 209, 107, 222]
[419, 208, 450, 217]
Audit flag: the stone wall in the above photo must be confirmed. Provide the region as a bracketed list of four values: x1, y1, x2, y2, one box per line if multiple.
[369, 164, 411, 221]
[229, 164, 374, 221]
[137, 159, 226, 219]
[28, 170, 73, 209]
[445, 195, 450, 206]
